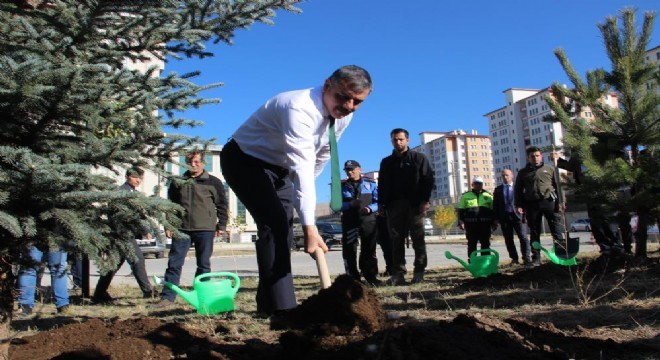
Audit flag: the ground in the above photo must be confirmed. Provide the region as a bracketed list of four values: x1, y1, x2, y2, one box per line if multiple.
[8, 250, 660, 360]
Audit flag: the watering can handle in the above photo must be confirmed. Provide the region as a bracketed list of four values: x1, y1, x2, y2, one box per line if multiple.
[472, 249, 499, 262]
[194, 272, 241, 291]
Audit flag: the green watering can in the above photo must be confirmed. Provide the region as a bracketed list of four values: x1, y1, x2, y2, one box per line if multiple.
[153, 272, 240, 315]
[532, 240, 578, 266]
[445, 249, 499, 278]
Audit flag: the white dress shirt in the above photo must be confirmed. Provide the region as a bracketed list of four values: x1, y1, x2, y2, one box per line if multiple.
[232, 86, 352, 225]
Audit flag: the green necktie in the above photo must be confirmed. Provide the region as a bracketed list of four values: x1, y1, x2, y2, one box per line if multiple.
[329, 117, 342, 212]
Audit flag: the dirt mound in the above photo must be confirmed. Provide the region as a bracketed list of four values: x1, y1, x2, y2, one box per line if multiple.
[282, 274, 388, 334]
[9, 317, 211, 359]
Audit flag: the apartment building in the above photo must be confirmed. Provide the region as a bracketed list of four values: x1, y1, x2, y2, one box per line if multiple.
[484, 87, 618, 184]
[412, 129, 494, 206]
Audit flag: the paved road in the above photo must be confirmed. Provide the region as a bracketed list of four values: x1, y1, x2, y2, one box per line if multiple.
[98, 232, 599, 287]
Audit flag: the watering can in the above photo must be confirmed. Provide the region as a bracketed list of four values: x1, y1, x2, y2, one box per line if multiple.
[445, 249, 499, 278]
[532, 240, 578, 266]
[152, 272, 240, 315]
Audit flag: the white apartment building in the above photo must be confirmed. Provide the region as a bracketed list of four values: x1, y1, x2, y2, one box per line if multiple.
[485, 87, 618, 184]
[412, 129, 494, 206]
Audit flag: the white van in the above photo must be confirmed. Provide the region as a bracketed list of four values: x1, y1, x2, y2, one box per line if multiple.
[424, 218, 433, 235]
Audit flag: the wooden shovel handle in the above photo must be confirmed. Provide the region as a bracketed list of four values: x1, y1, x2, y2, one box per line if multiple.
[315, 248, 331, 289]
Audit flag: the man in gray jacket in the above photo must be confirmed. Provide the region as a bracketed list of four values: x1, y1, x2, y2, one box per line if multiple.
[156, 150, 228, 306]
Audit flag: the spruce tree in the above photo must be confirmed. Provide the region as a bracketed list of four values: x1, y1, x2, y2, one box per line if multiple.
[545, 8, 659, 257]
[0, 0, 301, 349]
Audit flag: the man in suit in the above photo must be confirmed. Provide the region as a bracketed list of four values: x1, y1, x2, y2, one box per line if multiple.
[493, 169, 531, 265]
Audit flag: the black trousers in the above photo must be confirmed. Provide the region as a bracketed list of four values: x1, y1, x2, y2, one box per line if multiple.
[386, 199, 427, 276]
[341, 214, 378, 280]
[524, 198, 565, 258]
[94, 238, 152, 297]
[465, 223, 491, 259]
[220, 140, 296, 314]
[500, 212, 531, 261]
[376, 215, 393, 274]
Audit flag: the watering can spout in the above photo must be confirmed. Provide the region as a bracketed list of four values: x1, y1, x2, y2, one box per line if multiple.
[445, 250, 470, 269]
[152, 275, 199, 308]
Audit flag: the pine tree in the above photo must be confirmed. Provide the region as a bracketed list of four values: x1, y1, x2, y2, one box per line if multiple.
[544, 8, 659, 257]
[0, 0, 301, 351]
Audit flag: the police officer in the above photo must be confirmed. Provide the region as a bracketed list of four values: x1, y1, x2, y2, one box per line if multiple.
[458, 176, 495, 260]
[340, 160, 381, 286]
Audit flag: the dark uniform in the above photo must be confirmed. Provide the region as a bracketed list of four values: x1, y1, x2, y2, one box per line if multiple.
[340, 175, 379, 283]
[514, 161, 565, 263]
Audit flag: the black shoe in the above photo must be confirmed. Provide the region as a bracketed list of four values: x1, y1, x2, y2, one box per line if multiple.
[16, 304, 32, 319]
[143, 289, 158, 299]
[269, 309, 294, 330]
[410, 272, 425, 284]
[91, 292, 115, 305]
[57, 305, 71, 314]
[384, 274, 406, 286]
[364, 277, 383, 287]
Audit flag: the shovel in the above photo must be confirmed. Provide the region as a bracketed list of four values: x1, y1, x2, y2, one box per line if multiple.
[315, 248, 331, 289]
[546, 139, 579, 265]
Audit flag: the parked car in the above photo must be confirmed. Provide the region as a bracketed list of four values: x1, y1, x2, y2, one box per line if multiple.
[569, 218, 591, 232]
[293, 221, 343, 250]
[424, 218, 434, 236]
[136, 235, 166, 259]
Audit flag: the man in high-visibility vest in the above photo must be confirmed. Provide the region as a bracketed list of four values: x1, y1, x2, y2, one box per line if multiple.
[458, 176, 495, 260]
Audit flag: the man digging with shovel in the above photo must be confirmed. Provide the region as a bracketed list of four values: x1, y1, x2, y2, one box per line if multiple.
[220, 66, 372, 327]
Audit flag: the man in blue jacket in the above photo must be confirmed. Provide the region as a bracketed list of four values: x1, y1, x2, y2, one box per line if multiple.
[340, 160, 381, 286]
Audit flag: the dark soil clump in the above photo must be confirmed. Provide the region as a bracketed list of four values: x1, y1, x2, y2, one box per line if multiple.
[283, 274, 388, 335]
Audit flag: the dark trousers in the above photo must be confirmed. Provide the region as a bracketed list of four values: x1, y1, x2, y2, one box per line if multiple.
[615, 212, 633, 253]
[525, 198, 564, 258]
[386, 199, 427, 276]
[500, 213, 531, 261]
[70, 255, 83, 288]
[341, 214, 378, 280]
[465, 223, 491, 259]
[376, 215, 393, 275]
[160, 231, 214, 301]
[95, 238, 152, 297]
[221, 140, 296, 314]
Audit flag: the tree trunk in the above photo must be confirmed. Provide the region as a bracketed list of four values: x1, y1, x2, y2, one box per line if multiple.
[0, 260, 15, 359]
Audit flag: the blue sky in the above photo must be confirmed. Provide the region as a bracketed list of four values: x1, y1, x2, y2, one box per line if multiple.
[165, 0, 658, 204]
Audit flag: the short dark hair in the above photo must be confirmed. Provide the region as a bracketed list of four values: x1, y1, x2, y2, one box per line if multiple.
[185, 150, 205, 164]
[328, 65, 372, 93]
[526, 146, 542, 155]
[390, 128, 409, 139]
[126, 166, 144, 178]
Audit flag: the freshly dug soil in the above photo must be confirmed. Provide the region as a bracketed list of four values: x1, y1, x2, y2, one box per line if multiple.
[9, 254, 660, 359]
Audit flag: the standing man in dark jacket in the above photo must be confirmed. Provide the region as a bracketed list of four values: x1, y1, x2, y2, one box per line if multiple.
[514, 146, 565, 266]
[378, 128, 434, 285]
[93, 167, 156, 303]
[156, 150, 228, 306]
[493, 169, 531, 265]
[458, 176, 495, 260]
[340, 160, 380, 286]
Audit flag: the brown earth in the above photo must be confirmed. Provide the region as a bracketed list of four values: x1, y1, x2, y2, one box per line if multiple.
[9, 252, 660, 360]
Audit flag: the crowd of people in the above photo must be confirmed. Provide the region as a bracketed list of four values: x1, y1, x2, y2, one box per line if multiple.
[14, 65, 634, 325]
